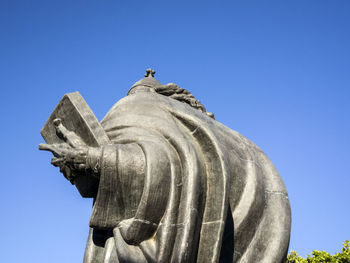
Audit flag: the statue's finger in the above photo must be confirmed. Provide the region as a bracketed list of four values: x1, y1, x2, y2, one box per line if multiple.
[39, 143, 58, 154]
[51, 157, 64, 167]
[75, 163, 86, 170]
[53, 118, 85, 148]
[39, 143, 51, 151]
[51, 157, 59, 163]
[39, 143, 63, 157]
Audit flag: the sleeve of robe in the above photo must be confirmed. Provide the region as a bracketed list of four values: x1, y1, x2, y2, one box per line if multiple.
[84, 126, 188, 263]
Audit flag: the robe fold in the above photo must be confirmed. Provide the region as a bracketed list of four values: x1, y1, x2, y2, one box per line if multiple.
[83, 91, 291, 263]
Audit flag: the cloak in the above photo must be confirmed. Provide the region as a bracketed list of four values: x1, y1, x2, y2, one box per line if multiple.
[83, 90, 291, 263]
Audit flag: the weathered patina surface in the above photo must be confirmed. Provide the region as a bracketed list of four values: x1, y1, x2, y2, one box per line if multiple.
[40, 69, 291, 263]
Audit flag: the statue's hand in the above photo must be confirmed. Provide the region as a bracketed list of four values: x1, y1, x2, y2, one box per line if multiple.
[39, 118, 91, 183]
[39, 143, 89, 182]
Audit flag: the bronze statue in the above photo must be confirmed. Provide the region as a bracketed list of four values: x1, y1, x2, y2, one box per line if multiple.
[40, 69, 291, 263]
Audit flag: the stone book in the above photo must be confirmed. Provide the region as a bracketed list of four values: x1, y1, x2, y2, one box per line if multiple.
[41, 91, 110, 197]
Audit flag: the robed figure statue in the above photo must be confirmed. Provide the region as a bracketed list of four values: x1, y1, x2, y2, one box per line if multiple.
[39, 69, 291, 263]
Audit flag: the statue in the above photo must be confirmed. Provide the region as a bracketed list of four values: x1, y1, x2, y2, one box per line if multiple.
[39, 69, 291, 263]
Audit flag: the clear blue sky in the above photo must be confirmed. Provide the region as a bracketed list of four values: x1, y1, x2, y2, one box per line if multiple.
[1, 1, 349, 262]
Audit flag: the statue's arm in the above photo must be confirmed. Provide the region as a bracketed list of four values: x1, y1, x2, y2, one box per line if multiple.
[85, 147, 103, 178]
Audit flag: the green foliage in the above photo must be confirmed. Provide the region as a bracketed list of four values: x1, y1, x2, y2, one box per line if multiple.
[286, 240, 350, 263]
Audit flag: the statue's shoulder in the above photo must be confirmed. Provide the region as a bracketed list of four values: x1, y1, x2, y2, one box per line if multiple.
[107, 91, 170, 114]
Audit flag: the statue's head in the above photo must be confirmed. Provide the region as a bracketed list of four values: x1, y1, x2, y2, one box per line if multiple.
[128, 69, 215, 119]
[127, 68, 161, 95]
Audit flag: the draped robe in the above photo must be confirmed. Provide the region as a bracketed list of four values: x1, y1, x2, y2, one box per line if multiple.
[83, 90, 291, 263]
